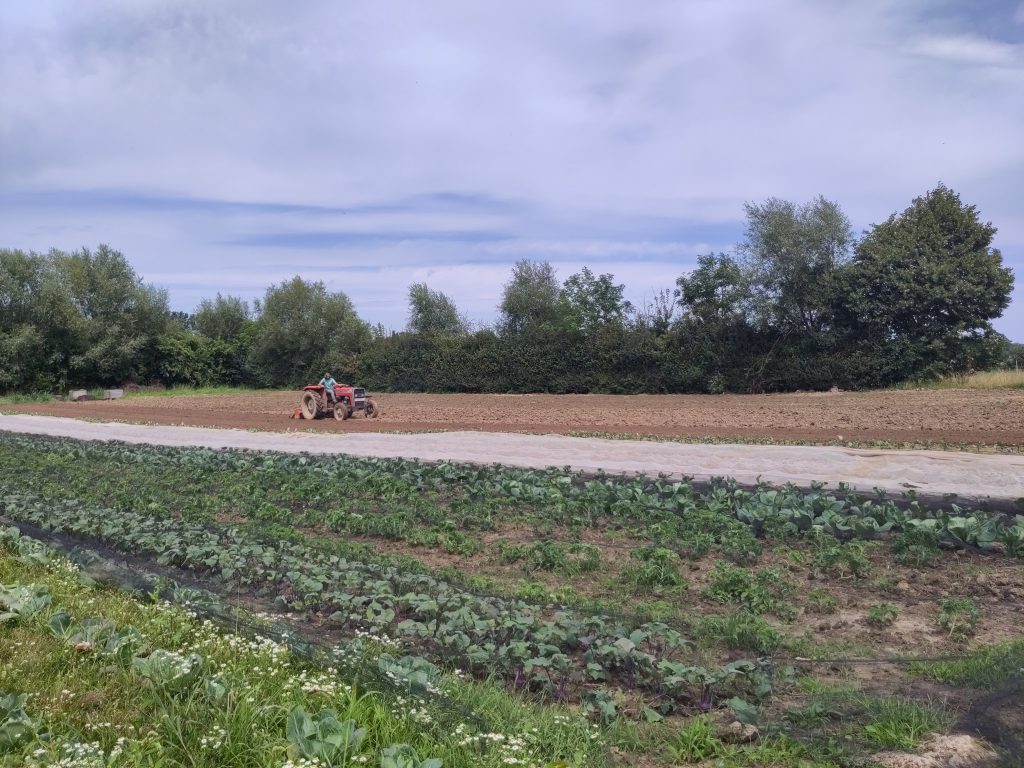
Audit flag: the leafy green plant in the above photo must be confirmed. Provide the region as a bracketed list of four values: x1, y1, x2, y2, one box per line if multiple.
[891, 524, 940, 567]
[286, 705, 366, 765]
[623, 547, 688, 590]
[132, 649, 205, 693]
[718, 527, 763, 565]
[937, 598, 981, 639]
[701, 561, 795, 620]
[582, 689, 618, 725]
[866, 603, 898, 628]
[806, 588, 837, 614]
[0, 693, 40, 752]
[381, 744, 443, 768]
[0, 583, 50, 624]
[812, 540, 872, 579]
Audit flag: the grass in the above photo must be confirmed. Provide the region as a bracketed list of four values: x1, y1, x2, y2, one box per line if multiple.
[894, 368, 1024, 390]
[857, 697, 953, 750]
[0, 539, 607, 768]
[122, 385, 257, 398]
[0, 391, 54, 404]
[909, 640, 1024, 688]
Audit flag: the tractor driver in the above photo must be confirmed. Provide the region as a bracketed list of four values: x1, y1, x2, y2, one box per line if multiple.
[319, 372, 338, 404]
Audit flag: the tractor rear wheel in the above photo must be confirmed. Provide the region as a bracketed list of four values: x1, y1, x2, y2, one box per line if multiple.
[300, 392, 319, 420]
[333, 404, 349, 421]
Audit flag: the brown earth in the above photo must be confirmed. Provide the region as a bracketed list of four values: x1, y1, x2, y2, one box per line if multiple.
[7, 389, 1024, 446]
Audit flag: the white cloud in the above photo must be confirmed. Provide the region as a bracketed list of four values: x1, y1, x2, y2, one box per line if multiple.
[909, 34, 1021, 66]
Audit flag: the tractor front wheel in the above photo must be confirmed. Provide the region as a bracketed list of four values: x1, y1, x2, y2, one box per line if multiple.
[333, 404, 350, 421]
[300, 392, 319, 420]
[365, 400, 379, 418]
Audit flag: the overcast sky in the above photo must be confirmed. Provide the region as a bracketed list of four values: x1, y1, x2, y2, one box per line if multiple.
[2, 0, 1022, 338]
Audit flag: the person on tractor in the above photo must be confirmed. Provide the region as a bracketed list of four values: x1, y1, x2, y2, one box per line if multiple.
[319, 372, 337, 404]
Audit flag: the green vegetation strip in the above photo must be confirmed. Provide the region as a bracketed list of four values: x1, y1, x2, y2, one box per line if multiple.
[1, 529, 607, 768]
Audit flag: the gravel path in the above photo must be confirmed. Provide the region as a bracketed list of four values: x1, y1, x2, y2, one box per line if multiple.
[2, 414, 1022, 506]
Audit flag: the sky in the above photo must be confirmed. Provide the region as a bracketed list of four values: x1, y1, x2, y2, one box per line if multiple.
[1, 0, 1022, 339]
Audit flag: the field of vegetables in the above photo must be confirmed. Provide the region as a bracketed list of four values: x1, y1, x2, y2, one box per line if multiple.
[2, 433, 1023, 767]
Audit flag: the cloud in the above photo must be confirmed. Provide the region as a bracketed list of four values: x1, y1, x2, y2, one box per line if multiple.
[909, 34, 1021, 66]
[0, 0, 1021, 339]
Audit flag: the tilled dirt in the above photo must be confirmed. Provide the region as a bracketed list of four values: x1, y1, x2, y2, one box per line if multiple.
[6, 389, 1024, 446]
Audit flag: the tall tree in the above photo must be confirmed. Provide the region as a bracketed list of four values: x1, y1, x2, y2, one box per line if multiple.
[740, 196, 853, 333]
[676, 253, 747, 324]
[51, 245, 170, 386]
[0, 249, 48, 391]
[498, 260, 563, 334]
[406, 282, 468, 336]
[195, 293, 251, 341]
[842, 184, 1013, 378]
[250, 277, 370, 386]
[560, 267, 632, 331]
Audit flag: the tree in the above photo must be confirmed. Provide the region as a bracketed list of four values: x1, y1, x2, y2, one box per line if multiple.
[50, 245, 171, 386]
[498, 260, 564, 334]
[195, 294, 251, 341]
[842, 184, 1014, 378]
[249, 277, 370, 386]
[740, 196, 853, 333]
[676, 253, 747, 324]
[406, 283, 468, 336]
[560, 267, 632, 331]
[0, 249, 49, 391]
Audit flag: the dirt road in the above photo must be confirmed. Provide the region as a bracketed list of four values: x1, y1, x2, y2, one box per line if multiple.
[6, 389, 1024, 446]
[2, 414, 1021, 505]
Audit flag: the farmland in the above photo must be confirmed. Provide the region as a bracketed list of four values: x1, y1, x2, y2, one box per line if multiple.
[2, 433, 1023, 767]
[5, 387, 1024, 448]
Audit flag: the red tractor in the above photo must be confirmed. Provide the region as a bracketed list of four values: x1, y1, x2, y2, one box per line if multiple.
[298, 383, 379, 421]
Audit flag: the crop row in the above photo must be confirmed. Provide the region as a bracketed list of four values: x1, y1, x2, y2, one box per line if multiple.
[2, 434, 1021, 559]
[0, 492, 767, 712]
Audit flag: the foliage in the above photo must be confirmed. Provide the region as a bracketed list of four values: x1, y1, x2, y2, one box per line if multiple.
[1, 184, 1015, 395]
[937, 598, 981, 640]
[0, 245, 169, 391]
[286, 705, 366, 764]
[560, 267, 632, 332]
[739, 195, 853, 335]
[499, 260, 565, 335]
[407, 283, 468, 336]
[865, 603, 898, 628]
[842, 184, 1014, 383]
[249, 276, 371, 387]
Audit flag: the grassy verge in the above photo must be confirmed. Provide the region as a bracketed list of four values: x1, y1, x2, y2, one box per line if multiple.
[0, 534, 604, 768]
[893, 369, 1024, 390]
[122, 385, 258, 398]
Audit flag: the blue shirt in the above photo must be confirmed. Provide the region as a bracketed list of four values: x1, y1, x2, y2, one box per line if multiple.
[320, 376, 336, 390]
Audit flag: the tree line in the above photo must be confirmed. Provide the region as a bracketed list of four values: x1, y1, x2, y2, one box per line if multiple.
[0, 185, 1016, 395]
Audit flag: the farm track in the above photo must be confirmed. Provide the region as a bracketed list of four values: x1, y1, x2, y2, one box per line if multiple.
[6, 388, 1024, 446]
[2, 413, 1023, 505]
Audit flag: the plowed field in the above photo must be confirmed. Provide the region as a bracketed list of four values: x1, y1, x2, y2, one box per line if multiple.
[7, 388, 1024, 447]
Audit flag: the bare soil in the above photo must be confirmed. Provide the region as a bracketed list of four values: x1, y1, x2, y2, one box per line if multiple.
[7, 389, 1024, 446]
